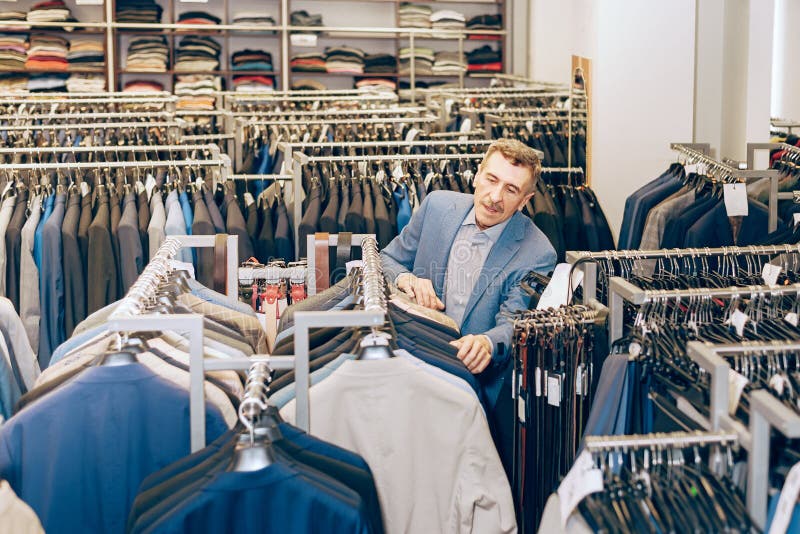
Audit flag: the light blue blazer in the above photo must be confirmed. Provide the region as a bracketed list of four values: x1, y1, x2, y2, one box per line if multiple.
[381, 190, 557, 406]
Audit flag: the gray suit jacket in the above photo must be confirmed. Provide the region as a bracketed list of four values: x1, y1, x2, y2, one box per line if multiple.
[147, 191, 167, 261]
[381, 191, 556, 406]
[19, 195, 41, 351]
[118, 192, 144, 294]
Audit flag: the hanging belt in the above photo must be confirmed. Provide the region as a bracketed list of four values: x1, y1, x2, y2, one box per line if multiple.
[213, 233, 227, 293]
[314, 232, 330, 292]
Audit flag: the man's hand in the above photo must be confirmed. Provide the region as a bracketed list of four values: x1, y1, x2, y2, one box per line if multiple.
[396, 273, 444, 310]
[450, 334, 493, 374]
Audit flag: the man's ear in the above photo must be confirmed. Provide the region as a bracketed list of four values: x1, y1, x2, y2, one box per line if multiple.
[518, 190, 535, 211]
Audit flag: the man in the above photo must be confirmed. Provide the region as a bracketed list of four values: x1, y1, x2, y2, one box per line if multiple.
[380, 138, 556, 409]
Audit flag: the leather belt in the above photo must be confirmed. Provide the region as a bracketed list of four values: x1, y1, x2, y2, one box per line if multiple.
[314, 232, 330, 292]
[213, 233, 227, 293]
[334, 232, 352, 284]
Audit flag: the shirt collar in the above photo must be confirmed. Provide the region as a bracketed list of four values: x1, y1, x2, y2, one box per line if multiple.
[462, 206, 510, 244]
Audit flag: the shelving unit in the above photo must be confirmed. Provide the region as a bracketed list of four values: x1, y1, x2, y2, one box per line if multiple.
[0, 0, 508, 95]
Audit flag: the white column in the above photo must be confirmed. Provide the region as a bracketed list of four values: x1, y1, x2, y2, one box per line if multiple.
[771, 0, 800, 122]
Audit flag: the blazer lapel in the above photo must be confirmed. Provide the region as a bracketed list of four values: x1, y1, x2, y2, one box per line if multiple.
[431, 201, 470, 295]
[461, 214, 524, 324]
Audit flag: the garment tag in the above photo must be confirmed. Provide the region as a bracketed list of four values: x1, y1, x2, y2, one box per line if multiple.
[770, 374, 789, 397]
[80, 182, 91, 197]
[726, 309, 748, 337]
[526, 120, 534, 132]
[195, 177, 204, 190]
[318, 124, 329, 143]
[762, 263, 782, 286]
[535, 367, 542, 397]
[459, 118, 472, 133]
[537, 263, 584, 310]
[302, 132, 311, 143]
[728, 369, 748, 414]
[345, 260, 363, 274]
[375, 169, 386, 182]
[290, 34, 317, 47]
[723, 183, 749, 217]
[169, 259, 195, 279]
[575, 365, 583, 396]
[145, 174, 157, 199]
[392, 163, 404, 180]
[558, 451, 604, 528]
[547, 375, 561, 407]
[424, 171, 435, 189]
[769, 461, 800, 534]
[405, 128, 419, 142]
[244, 192, 255, 207]
[497, 103, 506, 111]
[684, 163, 700, 175]
[794, 213, 800, 228]
[517, 395, 526, 423]
[444, 98, 454, 116]
[787, 312, 799, 327]
[135, 181, 145, 195]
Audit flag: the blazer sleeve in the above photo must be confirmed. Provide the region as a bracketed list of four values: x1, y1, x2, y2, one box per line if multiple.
[380, 192, 432, 283]
[483, 243, 557, 364]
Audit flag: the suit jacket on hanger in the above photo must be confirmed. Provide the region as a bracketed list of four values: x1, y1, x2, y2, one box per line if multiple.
[87, 194, 118, 316]
[191, 189, 215, 288]
[61, 191, 85, 338]
[5, 190, 29, 311]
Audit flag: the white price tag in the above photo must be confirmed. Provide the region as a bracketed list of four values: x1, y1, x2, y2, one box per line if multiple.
[290, 33, 318, 47]
[244, 192, 255, 207]
[497, 103, 506, 111]
[762, 263, 782, 286]
[769, 461, 800, 534]
[80, 182, 91, 197]
[517, 396, 526, 423]
[535, 367, 542, 397]
[311, 100, 320, 111]
[135, 181, 145, 195]
[459, 118, 472, 133]
[547, 375, 561, 407]
[683, 163, 700, 175]
[375, 170, 386, 182]
[786, 312, 799, 327]
[145, 174, 157, 199]
[723, 183, 749, 217]
[728, 369, 748, 414]
[558, 451, 604, 528]
[168, 259, 195, 279]
[526, 120, 534, 132]
[302, 132, 311, 143]
[444, 98, 454, 116]
[537, 263, 584, 310]
[345, 260, 363, 274]
[318, 124, 329, 143]
[424, 172, 435, 189]
[392, 163, 404, 180]
[726, 309, 749, 337]
[793, 213, 800, 228]
[405, 128, 419, 142]
[358, 161, 368, 176]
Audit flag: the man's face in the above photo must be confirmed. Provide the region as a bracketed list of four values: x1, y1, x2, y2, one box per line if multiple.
[472, 152, 535, 229]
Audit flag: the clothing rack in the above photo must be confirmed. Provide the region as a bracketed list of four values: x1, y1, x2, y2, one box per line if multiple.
[0, 143, 222, 158]
[0, 121, 183, 137]
[583, 430, 738, 451]
[566, 243, 800, 305]
[306, 233, 372, 295]
[686, 341, 800, 529]
[235, 115, 439, 172]
[771, 117, 800, 134]
[607, 276, 800, 346]
[2, 111, 174, 122]
[231, 107, 427, 120]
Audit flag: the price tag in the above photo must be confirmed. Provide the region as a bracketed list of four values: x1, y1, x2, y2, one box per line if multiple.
[793, 213, 800, 228]
[786, 312, 799, 327]
[547, 375, 561, 407]
[375, 170, 386, 182]
[405, 128, 419, 142]
[392, 163, 404, 180]
[244, 192, 255, 207]
[302, 132, 311, 143]
[497, 103, 506, 111]
[145, 174, 157, 199]
[169, 259, 195, 279]
[318, 124, 329, 143]
[444, 98, 454, 116]
[459, 118, 472, 133]
[683, 163, 700, 175]
[537, 263, 584, 310]
[723, 183, 749, 217]
[535, 367, 542, 397]
[80, 182, 90, 197]
[135, 181, 145, 195]
[728, 369, 748, 414]
[726, 309, 749, 337]
[769, 462, 800, 534]
[575, 365, 583, 396]
[345, 260, 363, 274]
[762, 263, 782, 286]
[526, 120, 534, 132]
[558, 451, 604, 528]
[311, 100, 320, 111]
[517, 395, 526, 423]
[290, 33, 318, 47]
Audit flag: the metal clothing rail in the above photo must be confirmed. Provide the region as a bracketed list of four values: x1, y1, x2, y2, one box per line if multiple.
[584, 430, 738, 451]
[0, 143, 221, 157]
[606, 277, 800, 345]
[566, 244, 800, 304]
[686, 341, 800, 530]
[0, 120, 183, 132]
[2, 111, 174, 121]
[232, 107, 427, 119]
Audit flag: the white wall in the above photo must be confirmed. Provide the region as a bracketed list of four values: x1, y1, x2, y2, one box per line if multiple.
[772, 0, 800, 122]
[529, 0, 697, 238]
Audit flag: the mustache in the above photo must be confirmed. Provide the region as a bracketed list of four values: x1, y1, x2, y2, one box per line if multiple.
[482, 200, 502, 211]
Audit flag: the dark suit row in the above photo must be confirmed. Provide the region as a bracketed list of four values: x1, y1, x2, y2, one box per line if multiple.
[1, 179, 287, 368]
[491, 121, 587, 170]
[618, 163, 774, 250]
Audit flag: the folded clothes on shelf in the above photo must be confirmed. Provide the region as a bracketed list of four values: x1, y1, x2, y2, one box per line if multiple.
[123, 79, 165, 92]
[0, 34, 27, 71]
[364, 53, 396, 74]
[232, 12, 276, 27]
[66, 73, 104, 92]
[466, 13, 502, 30]
[126, 36, 168, 72]
[177, 11, 221, 25]
[430, 9, 465, 30]
[0, 72, 28, 92]
[466, 44, 501, 71]
[291, 78, 326, 91]
[174, 35, 220, 73]
[116, 0, 162, 23]
[26, 34, 68, 71]
[68, 38, 103, 71]
[26, 0, 74, 24]
[27, 72, 67, 91]
[399, 2, 431, 28]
